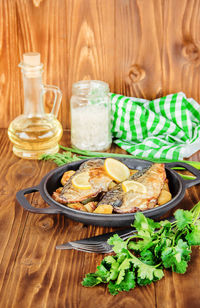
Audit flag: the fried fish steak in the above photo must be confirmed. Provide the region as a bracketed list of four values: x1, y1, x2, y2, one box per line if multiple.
[52, 159, 113, 204]
[98, 163, 166, 213]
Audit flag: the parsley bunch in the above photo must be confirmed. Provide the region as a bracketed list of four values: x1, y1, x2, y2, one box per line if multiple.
[82, 202, 200, 295]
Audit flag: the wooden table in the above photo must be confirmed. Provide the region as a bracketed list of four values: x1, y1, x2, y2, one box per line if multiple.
[0, 129, 200, 308]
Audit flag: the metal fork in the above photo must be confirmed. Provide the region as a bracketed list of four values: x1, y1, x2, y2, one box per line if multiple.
[56, 228, 136, 253]
[56, 216, 175, 253]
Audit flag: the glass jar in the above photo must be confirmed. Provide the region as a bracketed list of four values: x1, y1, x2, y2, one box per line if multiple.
[70, 80, 112, 151]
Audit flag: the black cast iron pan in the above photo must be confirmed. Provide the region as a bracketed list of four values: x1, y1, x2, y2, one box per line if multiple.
[16, 158, 200, 227]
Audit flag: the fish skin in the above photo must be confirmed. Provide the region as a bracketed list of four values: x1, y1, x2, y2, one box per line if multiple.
[52, 159, 113, 204]
[98, 163, 166, 213]
[98, 166, 148, 208]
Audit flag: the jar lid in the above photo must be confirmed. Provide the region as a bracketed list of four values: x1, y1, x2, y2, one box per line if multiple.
[72, 80, 110, 96]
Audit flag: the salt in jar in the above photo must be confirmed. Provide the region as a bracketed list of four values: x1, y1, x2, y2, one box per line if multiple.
[70, 80, 112, 151]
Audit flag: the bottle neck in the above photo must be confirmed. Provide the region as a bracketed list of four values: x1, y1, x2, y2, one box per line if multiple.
[20, 63, 44, 117]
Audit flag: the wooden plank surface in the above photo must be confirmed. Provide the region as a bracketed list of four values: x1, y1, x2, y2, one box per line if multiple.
[115, 0, 164, 98]
[1, 0, 200, 129]
[0, 129, 200, 308]
[1, 0, 200, 306]
[162, 0, 200, 100]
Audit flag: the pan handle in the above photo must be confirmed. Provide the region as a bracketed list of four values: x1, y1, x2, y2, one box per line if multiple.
[165, 162, 200, 188]
[16, 186, 61, 214]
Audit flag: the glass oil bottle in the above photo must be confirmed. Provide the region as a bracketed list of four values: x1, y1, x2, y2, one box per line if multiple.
[8, 52, 63, 159]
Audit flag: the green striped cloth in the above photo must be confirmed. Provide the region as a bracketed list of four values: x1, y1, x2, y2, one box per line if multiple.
[110, 92, 200, 160]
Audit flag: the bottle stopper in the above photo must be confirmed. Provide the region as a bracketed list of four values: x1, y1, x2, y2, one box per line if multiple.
[23, 52, 41, 66]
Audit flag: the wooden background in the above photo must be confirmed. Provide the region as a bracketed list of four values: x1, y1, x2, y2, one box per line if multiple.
[1, 0, 200, 129]
[1, 1, 200, 307]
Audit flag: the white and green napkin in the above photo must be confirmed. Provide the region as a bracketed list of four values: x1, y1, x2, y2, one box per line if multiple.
[110, 92, 200, 160]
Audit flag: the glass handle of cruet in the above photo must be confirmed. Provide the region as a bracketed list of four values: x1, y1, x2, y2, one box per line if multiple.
[42, 85, 62, 117]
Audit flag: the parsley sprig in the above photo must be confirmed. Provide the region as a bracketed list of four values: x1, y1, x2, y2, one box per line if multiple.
[82, 202, 200, 295]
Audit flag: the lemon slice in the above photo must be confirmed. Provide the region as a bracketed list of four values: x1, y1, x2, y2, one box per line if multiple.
[122, 180, 147, 193]
[71, 172, 92, 190]
[104, 158, 130, 183]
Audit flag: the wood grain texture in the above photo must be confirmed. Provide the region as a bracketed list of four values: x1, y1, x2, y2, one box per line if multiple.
[0, 129, 200, 308]
[0, 0, 200, 306]
[1, 0, 200, 129]
[162, 0, 200, 100]
[115, 0, 164, 98]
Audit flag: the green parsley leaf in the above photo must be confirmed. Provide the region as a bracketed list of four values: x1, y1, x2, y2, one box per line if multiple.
[107, 234, 128, 253]
[173, 260, 188, 274]
[82, 273, 103, 287]
[103, 257, 119, 281]
[140, 249, 156, 265]
[161, 239, 191, 274]
[174, 209, 193, 230]
[128, 236, 152, 252]
[133, 213, 160, 236]
[136, 263, 164, 286]
[117, 252, 128, 264]
[96, 263, 110, 281]
[117, 259, 131, 284]
[159, 220, 173, 237]
[117, 271, 136, 292]
[185, 223, 200, 245]
[104, 255, 117, 264]
[154, 238, 172, 258]
[175, 239, 191, 262]
[109, 262, 119, 281]
[129, 254, 164, 285]
[108, 281, 120, 296]
[108, 270, 136, 295]
[137, 267, 164, 286]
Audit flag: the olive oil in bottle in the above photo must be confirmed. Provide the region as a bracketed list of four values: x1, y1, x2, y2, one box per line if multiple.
[8, 52, 63, 159]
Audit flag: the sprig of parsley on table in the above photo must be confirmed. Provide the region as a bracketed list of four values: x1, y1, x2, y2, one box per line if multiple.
[82, 202, 200, 295]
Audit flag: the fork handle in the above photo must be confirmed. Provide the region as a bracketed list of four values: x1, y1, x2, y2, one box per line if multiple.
[70, 227, 134, 245]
